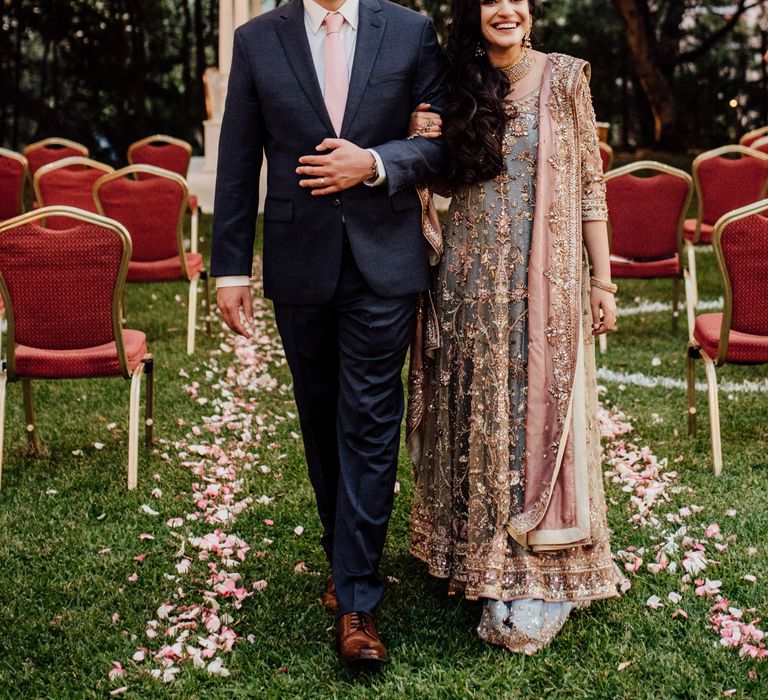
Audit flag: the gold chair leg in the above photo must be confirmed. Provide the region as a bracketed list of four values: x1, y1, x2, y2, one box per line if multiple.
[686, 346, 697, 436]
[127, 363, 145, 490]
[190, 205, 199, 255]
[686, 241, 698, 308]
[144, 356, 154, 446]
[701, 353, 723, 477]
[684, 270, 696, 342]
[0, 371, 7, 490]
[671, 278, 680, 332]
[187, 273, 200, 355]
[22, 378, 43, 455]
[202, 270, 213, 335]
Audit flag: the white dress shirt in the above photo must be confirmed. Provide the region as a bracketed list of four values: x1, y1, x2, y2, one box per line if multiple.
[217, 0, 386, 289]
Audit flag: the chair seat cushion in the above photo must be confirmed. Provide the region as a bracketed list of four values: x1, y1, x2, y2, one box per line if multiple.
[189, 195, 198, 211]
[15, 329, 147, 378]
[127, 253, 203, 282]
[684, 219, 714, 244]
[610, 254, 680, 278]
[693, 313, 768, 364]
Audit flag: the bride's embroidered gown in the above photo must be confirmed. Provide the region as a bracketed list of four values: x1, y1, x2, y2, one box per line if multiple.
[409, 73, 621, 654]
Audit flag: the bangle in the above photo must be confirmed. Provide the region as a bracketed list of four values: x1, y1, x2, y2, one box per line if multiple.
[590, 276, 617, 294]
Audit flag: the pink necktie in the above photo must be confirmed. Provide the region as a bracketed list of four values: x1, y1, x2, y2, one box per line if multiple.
[323, 12, 348, 136]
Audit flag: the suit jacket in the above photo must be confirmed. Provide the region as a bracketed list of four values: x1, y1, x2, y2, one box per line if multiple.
[211, 0, 447, 304]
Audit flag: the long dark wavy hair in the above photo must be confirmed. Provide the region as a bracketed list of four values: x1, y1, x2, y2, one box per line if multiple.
[443, 0, 540, 186]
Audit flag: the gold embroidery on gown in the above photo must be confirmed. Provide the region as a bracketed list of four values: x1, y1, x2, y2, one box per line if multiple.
[409, 86, 620, 604]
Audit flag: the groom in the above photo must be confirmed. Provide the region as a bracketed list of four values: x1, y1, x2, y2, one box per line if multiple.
[210, 0, 445, 668]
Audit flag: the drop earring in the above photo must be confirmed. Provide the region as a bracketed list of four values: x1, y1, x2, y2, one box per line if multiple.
[475, 42, 486, 57]
[524, 23, 532, 49]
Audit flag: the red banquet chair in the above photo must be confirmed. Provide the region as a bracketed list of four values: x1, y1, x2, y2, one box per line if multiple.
[685, 145, 768, 309]
[22, 137, 89, 177]
[751, 135, 768, 157]
[128, 135, 200, 254]
[33, 157, 114, 229]
[0, 149, 28, 340]
[599, 142, 614, 173]
[93, 165, 212, 355]
[687, 198, 768, 477]
[0, 206, 154, 490]
[0, 148, 29, 223]
[739, 126, 768, 148]
[604, 161, 693, 350]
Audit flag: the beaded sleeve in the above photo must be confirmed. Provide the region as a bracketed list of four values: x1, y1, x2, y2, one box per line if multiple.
[577, 72, 608, 222]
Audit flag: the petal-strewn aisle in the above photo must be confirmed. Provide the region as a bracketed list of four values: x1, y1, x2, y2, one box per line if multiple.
[112, 275, 291, 690]
[110, 282, 765, 692]
[598, 401, 767, 670]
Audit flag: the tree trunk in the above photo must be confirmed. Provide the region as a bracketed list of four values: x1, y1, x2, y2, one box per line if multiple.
[12, 0, 23, 148]
[194, 0, 207, 148]
[127, 0, 147, 136]
[612, 0, 680, 148]
[181, 0, 193, 141]
[209, 0, 218, 68]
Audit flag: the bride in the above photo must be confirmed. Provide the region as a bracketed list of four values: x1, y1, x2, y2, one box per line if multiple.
[407, 0, 623, 654]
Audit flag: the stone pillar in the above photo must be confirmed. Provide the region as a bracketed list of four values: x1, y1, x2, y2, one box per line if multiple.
[234, 0, 250, 31]
[193, 0, 265, 211]
[203, 0, 254, 172]
[219, 0, 234, 75]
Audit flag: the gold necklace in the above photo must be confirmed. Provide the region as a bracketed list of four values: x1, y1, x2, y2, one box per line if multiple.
[499, 48, 534, 83]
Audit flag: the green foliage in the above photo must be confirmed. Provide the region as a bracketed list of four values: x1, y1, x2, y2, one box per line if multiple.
[0, 0, 217, 162]
[1, 0, 765, 156]
[399, 0, 768, 149]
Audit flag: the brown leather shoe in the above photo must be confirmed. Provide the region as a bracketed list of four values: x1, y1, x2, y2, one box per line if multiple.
[323, 576, 339, 614]
[335, 611, 388, 669]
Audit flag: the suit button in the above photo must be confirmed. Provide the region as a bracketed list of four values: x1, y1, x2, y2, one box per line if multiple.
[332, 198, 341, 208]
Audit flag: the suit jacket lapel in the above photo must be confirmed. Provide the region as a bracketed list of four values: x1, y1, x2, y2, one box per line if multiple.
[276, 0, 335, 135]
[341, 0, 385, 137]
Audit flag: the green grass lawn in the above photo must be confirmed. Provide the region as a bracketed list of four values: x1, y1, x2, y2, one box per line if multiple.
[0, 191, 766, 699]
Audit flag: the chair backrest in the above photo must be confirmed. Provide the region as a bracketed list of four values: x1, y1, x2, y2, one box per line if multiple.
[598, 142, 614, 173]
[94, 165, 188, 269]
[33, 157, 114, 229]
[0, 148, 28, 222]
[22, 137, 89, 176]
[127, 135, 192, 179]
[751, 136, 768, 157]
[712, 200, 768, 361]
[739, 126, 768, 148]
[693, 145, 768, 227]
[0, 206, 132, 378]
[605, 161, 693, 261]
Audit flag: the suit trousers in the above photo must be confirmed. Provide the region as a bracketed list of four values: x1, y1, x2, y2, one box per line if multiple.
[274, 237, 417, 616]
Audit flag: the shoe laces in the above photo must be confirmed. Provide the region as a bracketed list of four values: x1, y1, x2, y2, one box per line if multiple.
[348, 612, 374, 636]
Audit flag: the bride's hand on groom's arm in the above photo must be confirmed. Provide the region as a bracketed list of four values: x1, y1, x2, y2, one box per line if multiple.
[409, 103, 442, 139]
[296, 139, 377, 196]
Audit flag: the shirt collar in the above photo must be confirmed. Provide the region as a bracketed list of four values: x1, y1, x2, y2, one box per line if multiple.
[304, 0, 359, 35]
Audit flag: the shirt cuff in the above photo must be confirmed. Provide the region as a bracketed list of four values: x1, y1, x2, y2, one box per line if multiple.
[364, 149, 387, 187]
[215, 275, 251, 289]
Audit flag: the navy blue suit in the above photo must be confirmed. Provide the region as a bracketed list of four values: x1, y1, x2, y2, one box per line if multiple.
[211, 0, 446, 615]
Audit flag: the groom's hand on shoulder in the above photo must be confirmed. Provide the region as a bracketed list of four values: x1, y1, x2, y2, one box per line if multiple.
[217, 286, 253, 338]
[297, 139, 377, 196]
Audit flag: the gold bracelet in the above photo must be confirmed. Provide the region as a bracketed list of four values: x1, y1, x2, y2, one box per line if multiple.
[590, 276, 617, 294]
